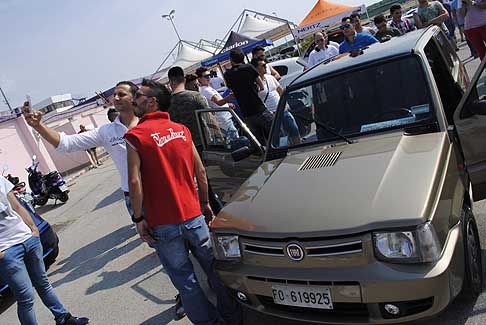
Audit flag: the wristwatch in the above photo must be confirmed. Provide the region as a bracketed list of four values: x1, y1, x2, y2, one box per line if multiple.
[131, 214, 144, 223]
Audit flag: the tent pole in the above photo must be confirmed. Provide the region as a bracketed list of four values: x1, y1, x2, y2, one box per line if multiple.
[151, 41, 180, 79]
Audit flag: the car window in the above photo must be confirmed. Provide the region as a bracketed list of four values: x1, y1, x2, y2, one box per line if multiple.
[199, 111, 259, 153]
[273, 65, 289, 77]
[424, 38, 463, 124]
[271, 56, 435, 149]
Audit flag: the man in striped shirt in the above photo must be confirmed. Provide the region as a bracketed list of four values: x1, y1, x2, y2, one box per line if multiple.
[389, 4, 416, 34]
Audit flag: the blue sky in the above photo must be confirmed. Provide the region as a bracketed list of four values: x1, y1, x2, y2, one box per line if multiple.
[0, 0, 376, 110]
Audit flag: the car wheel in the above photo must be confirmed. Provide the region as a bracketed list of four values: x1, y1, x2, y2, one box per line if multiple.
[462, 206, 482, 297]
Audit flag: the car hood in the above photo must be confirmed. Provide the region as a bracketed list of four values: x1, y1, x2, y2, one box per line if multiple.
[212, 132, 450, 237]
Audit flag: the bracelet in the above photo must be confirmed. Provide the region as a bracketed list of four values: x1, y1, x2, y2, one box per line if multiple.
[131, 214, 144, 223]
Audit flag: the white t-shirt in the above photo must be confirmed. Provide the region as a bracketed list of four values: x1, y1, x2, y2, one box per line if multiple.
[199, 86, 234, 131]
[360, 26, 375, 35]
[307, 44, 340, 69]
[57, 116, 130, 191]
[210, 76, 225, 89]
[0, 177, 32, 252]
[258, 74, 281, 112]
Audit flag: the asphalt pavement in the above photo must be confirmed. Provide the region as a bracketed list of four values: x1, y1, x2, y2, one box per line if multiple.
[0, 42, 484, 325]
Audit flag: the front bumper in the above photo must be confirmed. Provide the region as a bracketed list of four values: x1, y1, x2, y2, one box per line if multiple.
[214, 223, 464, 324]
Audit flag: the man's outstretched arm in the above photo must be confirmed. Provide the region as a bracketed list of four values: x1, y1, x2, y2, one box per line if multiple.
[22, 105, 102, 152]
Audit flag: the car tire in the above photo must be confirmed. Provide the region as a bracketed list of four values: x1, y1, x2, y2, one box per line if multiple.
[461, 206, 483, 298]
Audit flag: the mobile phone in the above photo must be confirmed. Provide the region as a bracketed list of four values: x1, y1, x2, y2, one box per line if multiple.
[25, 95, 32, 112]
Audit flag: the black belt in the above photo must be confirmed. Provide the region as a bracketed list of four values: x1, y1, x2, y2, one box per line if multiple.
[124, 191, 129, 197]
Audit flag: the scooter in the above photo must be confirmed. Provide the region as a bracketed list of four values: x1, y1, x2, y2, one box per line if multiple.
[2, 164, 35, 209]
[26, 155, 69, 206]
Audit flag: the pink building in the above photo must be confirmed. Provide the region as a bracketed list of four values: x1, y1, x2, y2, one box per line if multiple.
[0, 103, 111, 189]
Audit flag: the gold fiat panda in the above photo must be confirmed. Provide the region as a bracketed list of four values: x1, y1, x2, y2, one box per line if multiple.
[196, 27, 486, 324]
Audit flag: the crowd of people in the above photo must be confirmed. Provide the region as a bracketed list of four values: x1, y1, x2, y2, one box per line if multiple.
[305, 0, 485, 70]
[1, 1, 484, 324]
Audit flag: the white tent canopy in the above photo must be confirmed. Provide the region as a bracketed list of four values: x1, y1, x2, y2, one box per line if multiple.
[239, 14, 285, 39]
[150, 41, 214, 83]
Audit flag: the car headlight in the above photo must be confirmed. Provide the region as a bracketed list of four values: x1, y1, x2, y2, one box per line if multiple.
[373, 222, 441, 263]
[213, 235, 241, 260]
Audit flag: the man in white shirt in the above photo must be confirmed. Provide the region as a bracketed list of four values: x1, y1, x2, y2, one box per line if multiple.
[0, 176, 89, 325]
[196, 67, 238, 140]
[350, 13, 376, 35]
[209, 70, 225, 89]
[23, 81, 139, 214]
[251, 46, 282, 80]
[306, 32, 340, 69]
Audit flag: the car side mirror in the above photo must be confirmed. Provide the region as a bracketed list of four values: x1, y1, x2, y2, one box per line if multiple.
[231, 146, 253, 162]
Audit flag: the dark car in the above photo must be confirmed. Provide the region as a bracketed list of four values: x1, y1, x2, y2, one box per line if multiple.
[0, 198, 59, 294]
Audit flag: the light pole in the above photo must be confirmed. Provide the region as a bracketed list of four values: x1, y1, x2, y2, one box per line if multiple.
[162, 9, 182, 42]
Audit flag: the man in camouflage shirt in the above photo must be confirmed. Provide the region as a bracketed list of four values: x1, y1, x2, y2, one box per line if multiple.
[167, 66, 224, 215]
[168, 66, 210, 151]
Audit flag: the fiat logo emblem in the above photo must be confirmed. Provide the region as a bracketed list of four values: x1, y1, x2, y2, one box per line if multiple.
[286, 243, 305, 261]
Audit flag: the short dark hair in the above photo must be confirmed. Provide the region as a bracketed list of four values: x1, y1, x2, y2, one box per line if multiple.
[195, 67, 208, 78]
[141, 79, 171, 112]
[168, 66, 185, 84]
[250, 57, 265, 68]
[229, 48, 245, 64]
[341, 16, 351, 23]
[251, 46, 265, 56]
[374, 14, 387, 25]
[390, 4, 402, 15]
[185, 73, 197, 82]
[350, 13, 360, 20]
[107, 108, 117, 116]
[115, 81, 138, 96]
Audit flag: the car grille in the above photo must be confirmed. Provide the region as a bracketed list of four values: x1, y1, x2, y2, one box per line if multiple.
[257, 295, 369, 319]
[242, 238, 363, 258]
[247, 276, 358, 287]
[298, 152, 342, 171]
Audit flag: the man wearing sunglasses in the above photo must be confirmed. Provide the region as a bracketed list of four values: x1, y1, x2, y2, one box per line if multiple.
[125, 79, 241, 325]
[196, 67, 238, 140]
[306, 31, 340, 69]
[339, 17, 378, 54]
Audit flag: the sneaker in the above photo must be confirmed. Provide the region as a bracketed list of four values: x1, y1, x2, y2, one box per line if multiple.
[57, 313, 89, 325]
[174, 294, 186, 320]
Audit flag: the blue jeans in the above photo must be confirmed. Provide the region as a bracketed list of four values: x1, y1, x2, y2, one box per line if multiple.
[152, 215, 241, 325]
[0, 236, 69, 325]
[282, 109, 300, 138]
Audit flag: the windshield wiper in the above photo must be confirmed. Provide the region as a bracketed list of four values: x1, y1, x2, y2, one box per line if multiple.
[292, 113, 354, 144]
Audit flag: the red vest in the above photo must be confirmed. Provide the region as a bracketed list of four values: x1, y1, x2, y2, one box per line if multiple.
[124, 112, 201, 227]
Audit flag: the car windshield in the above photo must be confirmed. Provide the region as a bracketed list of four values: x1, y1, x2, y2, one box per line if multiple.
[270, 56, 435, 149]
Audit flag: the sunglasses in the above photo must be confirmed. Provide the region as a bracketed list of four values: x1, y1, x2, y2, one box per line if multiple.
[202, 74, 211, 79]
[340, 23, 352, 30]
[315, 38, 325, 42]
[135, 92, 153, 99]
[259, 64, 267, 68]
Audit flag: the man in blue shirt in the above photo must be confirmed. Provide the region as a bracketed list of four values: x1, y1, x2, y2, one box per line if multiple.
[339, 18, 378, 54]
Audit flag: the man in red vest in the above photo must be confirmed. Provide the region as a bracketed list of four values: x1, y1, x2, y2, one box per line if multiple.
[124, 79, 240, 325]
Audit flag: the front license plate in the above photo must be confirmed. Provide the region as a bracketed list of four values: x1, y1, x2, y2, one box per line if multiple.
[271, 285, 333, 309]
[59, 184, 68, 191]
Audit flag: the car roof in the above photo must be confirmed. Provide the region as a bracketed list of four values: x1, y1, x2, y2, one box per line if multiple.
[269, 57, 299, 66]
[288, 28, 435, 88]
